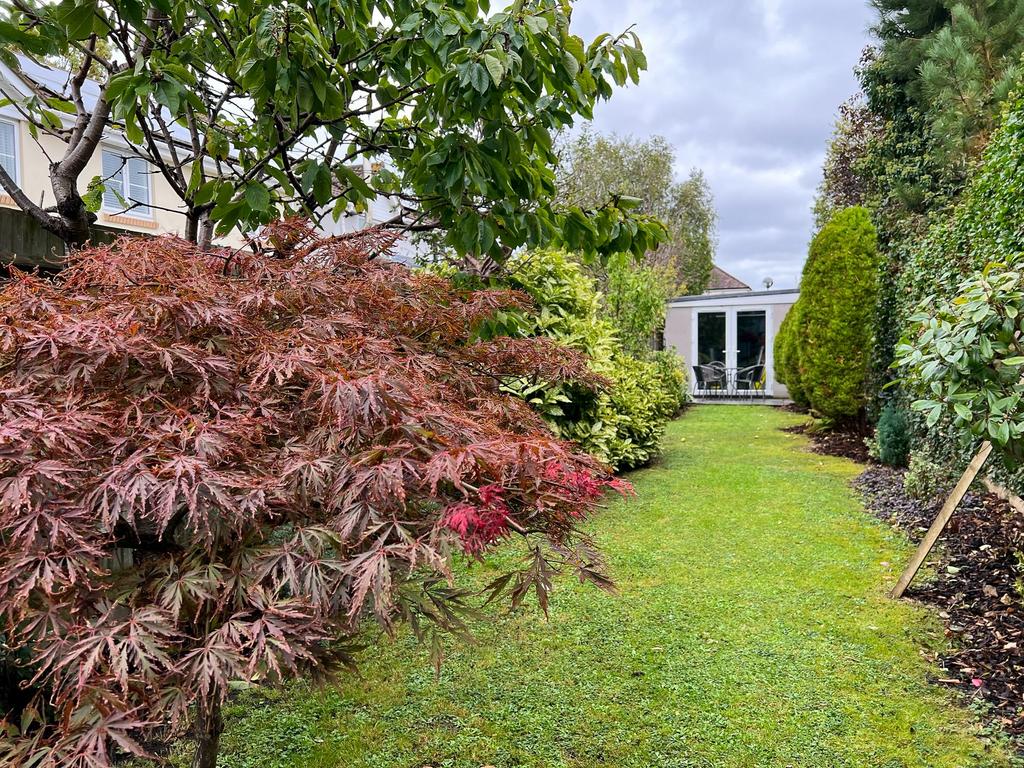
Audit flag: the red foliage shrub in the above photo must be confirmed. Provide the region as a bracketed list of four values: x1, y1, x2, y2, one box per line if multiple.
[0, 221, 625, 767]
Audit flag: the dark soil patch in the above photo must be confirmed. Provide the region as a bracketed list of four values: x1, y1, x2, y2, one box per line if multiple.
[783, 422, 871, 463]
[854, 467, 1024, 747]
[775, 402, 808, 415]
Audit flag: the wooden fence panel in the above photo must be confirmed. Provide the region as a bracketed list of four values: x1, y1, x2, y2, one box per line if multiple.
[0, 208, 121, 271]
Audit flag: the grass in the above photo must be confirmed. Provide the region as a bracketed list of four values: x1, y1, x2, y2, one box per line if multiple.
[193, 406, 1014, 767]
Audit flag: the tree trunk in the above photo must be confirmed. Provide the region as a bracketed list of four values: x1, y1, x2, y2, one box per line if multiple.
[50, 168, 94, 248]
[198, 214, 215, 252]
[185, 212, 200, 243]
[191, 696, 224, 768]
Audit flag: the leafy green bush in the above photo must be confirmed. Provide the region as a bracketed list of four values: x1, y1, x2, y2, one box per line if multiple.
[602, 252, 675, 357]
[584, 357, 672, 470]
[897, 92, 1024, 325]
[897, 255, 1024, 468]
[649, 350, 689, 417]
[903, 447, 958, 502]
[500, 249, 686, 471]
[892, 91, 1024, 489]
[799, 207, 879, 419]
[876, 403, 911, 467]
[774, 298, 809, 408]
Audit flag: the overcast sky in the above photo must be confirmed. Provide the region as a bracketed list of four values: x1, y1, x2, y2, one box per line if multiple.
[572, 0, 875, 290]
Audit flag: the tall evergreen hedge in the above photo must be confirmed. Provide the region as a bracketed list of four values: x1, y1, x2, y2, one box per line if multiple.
[774, 298, 808, 408]
[895, 91, 1024, 490]
[897, 91, 1024, 323]
[795, 207, 879, 419]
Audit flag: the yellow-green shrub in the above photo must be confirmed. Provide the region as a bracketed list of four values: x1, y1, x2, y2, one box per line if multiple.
[500, 249, 688, 470]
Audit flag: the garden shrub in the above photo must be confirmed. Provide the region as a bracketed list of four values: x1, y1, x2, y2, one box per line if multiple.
[903, 447, 958, 502]
[897, 91, 1024, 326]
[582, 357, 672, 470]
[501, 249, 687, 471]
[0, 223, 626, 767]
[894, 91, 1024, 490]
[774, 298, 809, 408]
[799, 206, 879, 419]
[649, 350, 690, 417]
[591, 353, 688, 469]
[876, 403, 911, 467]
[898, 254, 1024, 470]
[602, 252, 675, 357]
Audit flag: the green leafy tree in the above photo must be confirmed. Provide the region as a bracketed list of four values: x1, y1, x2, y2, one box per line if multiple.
[555, 128, 717, 294]
[823, 2, 1024, 447]
[813, 96, 884, 230]
[894, 88, 1024, 484]
[603, 252, 674, 357]
[0, 0, 663, 265]
[799, 207, 879, 420]
[897, 89, 1024, 320]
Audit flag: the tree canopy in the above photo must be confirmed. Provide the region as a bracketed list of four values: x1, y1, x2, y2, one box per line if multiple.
[0, 0, 664, 266]
[555, 127, 716, 294]
[814, 2, 1024, 400]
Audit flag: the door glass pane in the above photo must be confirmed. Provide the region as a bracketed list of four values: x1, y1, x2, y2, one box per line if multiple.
[697, 312, 726, 365]
[736, 310, 766, 386]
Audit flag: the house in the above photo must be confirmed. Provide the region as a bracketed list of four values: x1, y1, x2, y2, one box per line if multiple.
[664, 266, 799, 400]
[0, 56, 418, 268]
[0, 56, 245, 265]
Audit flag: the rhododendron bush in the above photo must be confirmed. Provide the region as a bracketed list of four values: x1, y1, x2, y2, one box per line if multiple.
[0, 222, 626, 768]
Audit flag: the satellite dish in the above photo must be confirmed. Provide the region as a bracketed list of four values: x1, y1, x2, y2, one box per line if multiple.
[762, 277, 775, 290]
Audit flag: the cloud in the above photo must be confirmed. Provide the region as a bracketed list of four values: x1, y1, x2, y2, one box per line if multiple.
[570, 0, 873, 289]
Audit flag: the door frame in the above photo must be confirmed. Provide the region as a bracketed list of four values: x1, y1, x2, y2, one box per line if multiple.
[691, 305, 774, 396]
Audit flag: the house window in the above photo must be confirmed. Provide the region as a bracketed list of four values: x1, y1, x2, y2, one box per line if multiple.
[0, 119, 18, 184]
[102, 150, 151, 217]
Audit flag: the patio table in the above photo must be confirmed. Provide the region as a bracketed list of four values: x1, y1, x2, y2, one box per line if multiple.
[693, 365, 767, 399]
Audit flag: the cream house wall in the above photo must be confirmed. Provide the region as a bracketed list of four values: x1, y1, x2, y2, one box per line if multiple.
[0, 117, 245, 247]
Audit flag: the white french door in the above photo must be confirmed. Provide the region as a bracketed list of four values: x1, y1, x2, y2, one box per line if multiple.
[693, 307, 771, 395]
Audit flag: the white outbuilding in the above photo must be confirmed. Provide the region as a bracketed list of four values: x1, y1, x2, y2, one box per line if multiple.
[664, 267, 799, 401]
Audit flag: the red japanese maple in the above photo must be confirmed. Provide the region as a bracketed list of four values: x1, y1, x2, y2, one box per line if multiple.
[0, 221, 625, 768]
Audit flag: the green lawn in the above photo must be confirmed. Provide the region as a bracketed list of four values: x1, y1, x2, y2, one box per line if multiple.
[204, 406, 1014, 767]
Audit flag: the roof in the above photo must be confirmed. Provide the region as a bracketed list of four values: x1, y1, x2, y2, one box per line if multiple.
[0, 55, 201, 146]
[706, 266, 750, 293]
[668, 288, 800, 306]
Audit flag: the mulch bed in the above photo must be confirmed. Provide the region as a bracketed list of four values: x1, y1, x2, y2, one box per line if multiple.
[853, 467, 1024, 745]
[775, 402, 808, 415]
[782, 422, 872, 463]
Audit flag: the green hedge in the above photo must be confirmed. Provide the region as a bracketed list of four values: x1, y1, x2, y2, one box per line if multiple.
[501, 249, 687, 471]
[774, 298, 809, 408]
[894, 91, 1024, 489]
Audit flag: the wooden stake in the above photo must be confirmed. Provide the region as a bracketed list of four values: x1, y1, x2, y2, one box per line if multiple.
[889, 441, 994, 600]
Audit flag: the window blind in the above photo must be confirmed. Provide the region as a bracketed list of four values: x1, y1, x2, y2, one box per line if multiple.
[101, 150, 151, 217]
[0, 121, 17, 183]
